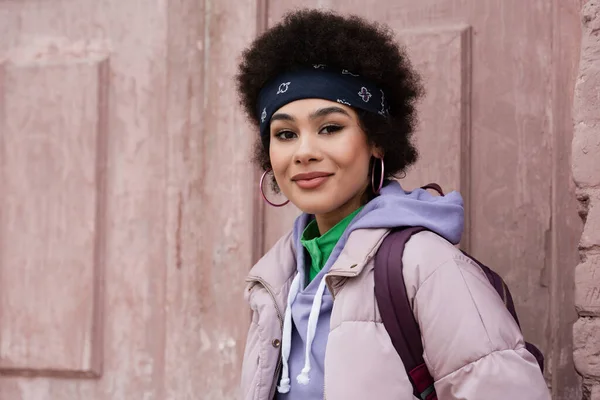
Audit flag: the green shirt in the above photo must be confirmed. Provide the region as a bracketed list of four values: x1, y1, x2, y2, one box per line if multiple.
[301, 206, 364, 283]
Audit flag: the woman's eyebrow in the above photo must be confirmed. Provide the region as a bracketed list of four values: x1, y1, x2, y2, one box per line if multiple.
[270, 106, 350, 123]
[309, 106, 351, 120]
[271, 113, 295, 122]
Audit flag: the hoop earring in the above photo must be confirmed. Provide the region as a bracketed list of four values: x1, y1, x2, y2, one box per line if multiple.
[260, 169, 289, 207]
[371, 157, 385, 194]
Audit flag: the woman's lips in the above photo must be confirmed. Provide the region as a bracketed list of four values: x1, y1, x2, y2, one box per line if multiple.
[294, 175, 331, 189]
[291, 171, 334, 190]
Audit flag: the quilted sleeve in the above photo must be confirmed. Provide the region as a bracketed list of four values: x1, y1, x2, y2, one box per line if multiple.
[404, 233, 550, 400]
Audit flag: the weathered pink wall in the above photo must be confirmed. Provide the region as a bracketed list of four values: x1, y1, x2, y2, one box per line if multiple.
[0, 0, 591, 399]
[573, 2, 600, 399]
[0, 0, 256, 398]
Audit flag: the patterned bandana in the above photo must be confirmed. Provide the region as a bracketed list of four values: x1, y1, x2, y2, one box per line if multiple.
[256, 65, 390, 138]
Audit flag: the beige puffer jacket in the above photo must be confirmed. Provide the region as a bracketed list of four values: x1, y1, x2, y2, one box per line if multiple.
[240, 227, 550, 400]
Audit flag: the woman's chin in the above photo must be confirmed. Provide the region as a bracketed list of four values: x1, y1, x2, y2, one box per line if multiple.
[291, 197, 340, 216]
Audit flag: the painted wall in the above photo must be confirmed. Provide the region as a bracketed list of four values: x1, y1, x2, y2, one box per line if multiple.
[0, 0, 590, 398]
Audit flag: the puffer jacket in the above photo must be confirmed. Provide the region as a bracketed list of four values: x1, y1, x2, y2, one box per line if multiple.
[240, 227, 550, 400]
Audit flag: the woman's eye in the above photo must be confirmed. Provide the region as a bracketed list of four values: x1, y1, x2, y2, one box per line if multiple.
[320, 125, 343, 135]
[274, 130, 297, 140]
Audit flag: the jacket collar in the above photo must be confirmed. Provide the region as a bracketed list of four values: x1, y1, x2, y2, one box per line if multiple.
[246, 226, 390, 296]
[246, 230, 297, 294]
[326, 228, 390, 297]
[329, 228, 389, 273]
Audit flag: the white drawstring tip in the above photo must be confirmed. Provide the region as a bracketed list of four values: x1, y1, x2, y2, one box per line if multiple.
[296, 367, 311, 385]
[277, 377, 291, 393]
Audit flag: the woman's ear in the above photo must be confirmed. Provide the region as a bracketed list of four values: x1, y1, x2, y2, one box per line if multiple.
[371, 147, 384, 159]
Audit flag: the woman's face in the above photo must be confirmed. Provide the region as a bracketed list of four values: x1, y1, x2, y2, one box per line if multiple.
[269, 98, 378, 216]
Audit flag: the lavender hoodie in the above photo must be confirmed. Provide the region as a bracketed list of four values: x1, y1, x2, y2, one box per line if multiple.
[275, 181, 464, 400]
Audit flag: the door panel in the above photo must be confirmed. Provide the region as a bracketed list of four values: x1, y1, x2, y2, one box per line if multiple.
[1, 57, 107, 378]
[0, 1, 168, 398]
[0, 0, 257, 398]
[398, 25, 472, 248]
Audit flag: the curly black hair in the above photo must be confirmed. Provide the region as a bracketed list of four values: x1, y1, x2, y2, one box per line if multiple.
[236, 9, 423, 188]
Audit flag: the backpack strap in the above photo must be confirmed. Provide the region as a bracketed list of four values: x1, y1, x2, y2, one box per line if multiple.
[421, 183, 444, 196]
[374, 227, 437, 400]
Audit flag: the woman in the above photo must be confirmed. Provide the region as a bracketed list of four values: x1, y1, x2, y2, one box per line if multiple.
[236, 9, 550, 400]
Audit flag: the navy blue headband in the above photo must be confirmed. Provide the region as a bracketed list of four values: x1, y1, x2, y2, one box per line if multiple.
[257, 65, 390, 138]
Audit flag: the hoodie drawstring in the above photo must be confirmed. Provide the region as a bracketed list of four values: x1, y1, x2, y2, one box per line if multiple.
[277, 274, 328, 392]
[296, 277, 327, 385]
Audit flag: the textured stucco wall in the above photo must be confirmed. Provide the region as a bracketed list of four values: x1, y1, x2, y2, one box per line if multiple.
[573, 1, 600, 399]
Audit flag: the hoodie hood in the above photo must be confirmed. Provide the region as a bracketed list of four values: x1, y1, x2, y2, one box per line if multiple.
[276, 181, 464, 398]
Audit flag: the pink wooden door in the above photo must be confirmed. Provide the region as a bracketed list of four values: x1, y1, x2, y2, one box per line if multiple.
[262, 1, 583, 399]
[0, 0, 257, 398]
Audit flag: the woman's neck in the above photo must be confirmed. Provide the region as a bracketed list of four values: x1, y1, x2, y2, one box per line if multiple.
[314, 190, 365, 234]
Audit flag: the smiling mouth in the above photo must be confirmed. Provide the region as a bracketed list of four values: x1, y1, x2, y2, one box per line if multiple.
[292, 174, 333, 190]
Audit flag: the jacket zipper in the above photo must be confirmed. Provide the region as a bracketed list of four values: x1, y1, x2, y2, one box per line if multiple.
[246, 276, 284, 399]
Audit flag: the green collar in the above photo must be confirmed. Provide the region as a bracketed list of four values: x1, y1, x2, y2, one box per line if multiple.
[301, 206, 364, 283]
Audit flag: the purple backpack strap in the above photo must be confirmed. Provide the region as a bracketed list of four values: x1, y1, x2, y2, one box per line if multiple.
[374, 227, 437, 400]
[421, 183, 444, 196]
